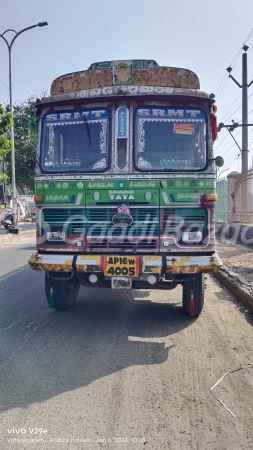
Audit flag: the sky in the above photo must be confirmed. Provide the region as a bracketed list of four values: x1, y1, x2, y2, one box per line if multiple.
[1, 0, 253, 175]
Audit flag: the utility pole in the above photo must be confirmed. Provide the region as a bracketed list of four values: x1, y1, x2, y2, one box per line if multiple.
[226, 45, 253, 173]
[242, 47, 248, 172]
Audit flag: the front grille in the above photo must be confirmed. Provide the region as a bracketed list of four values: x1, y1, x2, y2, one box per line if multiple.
[162, 208, 207, 232]
[89, 239, 157, 249]
[86, 208, 158, 234]
[41, 207, 159, 249]
[41, 208, 86, 235]
[161, 208, 208, 245]
[41, 207, 208, 249]
[87, 208, 159, 249]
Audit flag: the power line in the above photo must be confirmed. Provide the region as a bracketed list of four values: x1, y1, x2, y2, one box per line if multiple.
[216, 49, 244, 101]
[219, 91, 253, 127]
[0, 39, 38, 95]
[215, 130, 241, 153]
[223, 148, 242, 167]
[222, 138, 242, 157]
[215, 73, 227, 98]
[215, 105, 253, 152]
[0, 79, 8, 88]
[231, 49, 242, 68]
[218, 127, 253, 156]
[224, 150, 238, 162]
[218, 129, 253, 162]
[229, 47, 242, 67]
[12, 50, 38, 95]
[215, 27, 253, 99]
[0, 79, 8, 94]
[214, 133, 230, 150]
[216, 78, 230, 101]
[222, 92, 241, 122]
[248, 107, 253, 116]
[223, 151, 240, 167]
[215, 50, 242, 98]
[244, 27, 253, 45]
[222, 101, 242, 123]
[222, 152, 240, 171]
[248, 73, 253, 85]
[215, 128, 241, 150]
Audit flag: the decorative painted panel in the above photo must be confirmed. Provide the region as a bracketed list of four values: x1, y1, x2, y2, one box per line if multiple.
[50, 60, 200, 95]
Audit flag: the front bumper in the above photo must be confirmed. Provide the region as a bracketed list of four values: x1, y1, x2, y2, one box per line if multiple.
[28, 253, 222, 274]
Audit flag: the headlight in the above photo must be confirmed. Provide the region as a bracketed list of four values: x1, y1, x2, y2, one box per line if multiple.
[47, 231, 66, 242]
[182, 230, 203, 244]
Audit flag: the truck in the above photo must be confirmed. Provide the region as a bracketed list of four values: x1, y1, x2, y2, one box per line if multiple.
[28, 59, 223, 315]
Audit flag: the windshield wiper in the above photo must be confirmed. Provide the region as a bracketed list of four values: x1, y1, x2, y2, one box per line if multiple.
[83, 115, 91, 146]
[161, 168, 175, 172]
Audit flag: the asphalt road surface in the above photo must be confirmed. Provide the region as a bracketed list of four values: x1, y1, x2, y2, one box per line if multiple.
[0, 239, 253, 450]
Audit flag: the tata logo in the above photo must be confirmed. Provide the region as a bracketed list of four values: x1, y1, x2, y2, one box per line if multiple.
[109, 194, 135, 200]
[112, 204, 133, 226]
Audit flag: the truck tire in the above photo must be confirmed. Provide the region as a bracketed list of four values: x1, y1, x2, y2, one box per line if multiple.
[182, 273, 204, 316]
[45, 272, 80, 310]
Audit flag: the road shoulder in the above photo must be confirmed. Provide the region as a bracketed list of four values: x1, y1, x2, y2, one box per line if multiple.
[0, 229, 36, 248]
[214, 239, 253, 314]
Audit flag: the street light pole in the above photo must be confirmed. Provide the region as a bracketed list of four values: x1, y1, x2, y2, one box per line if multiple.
[0, 22, 48, 230]
[218, 168, 230, 182]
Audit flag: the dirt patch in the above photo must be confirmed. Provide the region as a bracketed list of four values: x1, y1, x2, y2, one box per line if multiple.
[0, 230, 35, 248]
[214, 239, 253, 314]
[216, 239, 253, 288]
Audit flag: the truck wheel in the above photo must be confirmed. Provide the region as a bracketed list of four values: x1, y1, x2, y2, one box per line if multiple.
[45, 273, 80, 310]
[182, 273, 204, 316]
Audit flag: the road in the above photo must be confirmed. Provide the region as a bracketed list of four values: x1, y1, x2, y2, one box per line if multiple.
[0, 239, 253, 450]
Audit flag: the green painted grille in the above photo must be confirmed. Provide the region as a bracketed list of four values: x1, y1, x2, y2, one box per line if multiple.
[162, 208, 207, 229]
[41, 207, 159, 238]
[41, 208, 86, 235]
[86, 208, 159, 237]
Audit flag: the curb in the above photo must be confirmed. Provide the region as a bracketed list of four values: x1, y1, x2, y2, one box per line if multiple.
[213, 266, 253, 314]
[0, 230, 36, 248]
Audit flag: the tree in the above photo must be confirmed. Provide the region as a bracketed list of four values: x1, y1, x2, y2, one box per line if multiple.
[6, 97, 37, 194]
[0, 104, 12, 187]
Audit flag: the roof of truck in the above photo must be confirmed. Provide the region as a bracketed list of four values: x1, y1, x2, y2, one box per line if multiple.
[50, 59, 201, 96]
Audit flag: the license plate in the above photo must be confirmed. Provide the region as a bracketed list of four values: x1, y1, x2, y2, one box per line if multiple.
[104, 256, 138, 277]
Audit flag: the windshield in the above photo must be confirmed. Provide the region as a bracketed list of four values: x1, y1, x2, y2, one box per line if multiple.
[135, 108, 207, 171]
[41, 109, 109, 172]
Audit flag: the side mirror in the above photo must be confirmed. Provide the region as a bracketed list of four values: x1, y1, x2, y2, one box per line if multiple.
[215, 156, 224, 168]
[27, 159, 36, 170]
